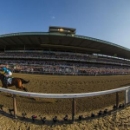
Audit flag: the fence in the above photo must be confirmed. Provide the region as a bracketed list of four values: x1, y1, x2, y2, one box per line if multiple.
[0, 86, 130, 121]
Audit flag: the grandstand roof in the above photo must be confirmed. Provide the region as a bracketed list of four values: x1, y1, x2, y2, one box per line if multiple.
[0, 32, 130, 59]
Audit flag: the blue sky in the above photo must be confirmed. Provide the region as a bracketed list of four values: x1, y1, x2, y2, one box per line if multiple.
[0, 0, 130, 49]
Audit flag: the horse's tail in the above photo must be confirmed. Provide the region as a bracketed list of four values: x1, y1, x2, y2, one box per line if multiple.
[20, 78, 30, 84]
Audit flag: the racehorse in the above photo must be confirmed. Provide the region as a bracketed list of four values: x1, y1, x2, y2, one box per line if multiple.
[0, 73, 29, 92]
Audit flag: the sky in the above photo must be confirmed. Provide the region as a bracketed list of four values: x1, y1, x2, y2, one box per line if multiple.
[0, 0, 130, 49]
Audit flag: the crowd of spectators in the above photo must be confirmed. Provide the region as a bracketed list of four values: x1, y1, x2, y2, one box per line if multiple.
[0, 51, 130, 66]
[0, 51, 130, 76]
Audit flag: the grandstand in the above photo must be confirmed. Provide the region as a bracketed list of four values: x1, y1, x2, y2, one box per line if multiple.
[0, 26, 130, 75]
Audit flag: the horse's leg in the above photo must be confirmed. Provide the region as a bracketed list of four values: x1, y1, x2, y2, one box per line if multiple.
[18, 84, 28, 92]
[16, 85, 28, 92]
[23, 86, 28, 92]
[15, 80, 28, 92]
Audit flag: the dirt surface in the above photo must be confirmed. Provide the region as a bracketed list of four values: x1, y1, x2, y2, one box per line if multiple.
[1, 105, 130, 130]
[0, 73, 130, 130]
[0, 73, 130, 116]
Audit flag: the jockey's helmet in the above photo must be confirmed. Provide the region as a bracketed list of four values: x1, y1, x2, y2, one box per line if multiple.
[2, 67, 7, 71]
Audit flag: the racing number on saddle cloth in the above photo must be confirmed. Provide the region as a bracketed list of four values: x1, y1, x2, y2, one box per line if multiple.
[7, 77, 12, 84]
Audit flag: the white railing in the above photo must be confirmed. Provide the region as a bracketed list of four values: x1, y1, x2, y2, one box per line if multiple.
[0, 86, 130, 121]
[0, 86, 129, 98]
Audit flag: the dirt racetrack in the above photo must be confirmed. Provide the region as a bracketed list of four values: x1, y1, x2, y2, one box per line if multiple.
[0, 73, 130, 116]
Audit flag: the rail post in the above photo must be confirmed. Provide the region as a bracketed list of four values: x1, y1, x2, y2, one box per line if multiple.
[72, 98, 76, 122]
[125, 87, 130, 104]
[116, 92, 119, 108]
[13, 94, 17, 118]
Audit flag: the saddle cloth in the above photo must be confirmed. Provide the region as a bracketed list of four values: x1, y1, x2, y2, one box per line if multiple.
[7, 77, 12, 84]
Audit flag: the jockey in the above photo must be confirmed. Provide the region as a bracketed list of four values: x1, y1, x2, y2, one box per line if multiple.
[1, 67, 12, 86]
